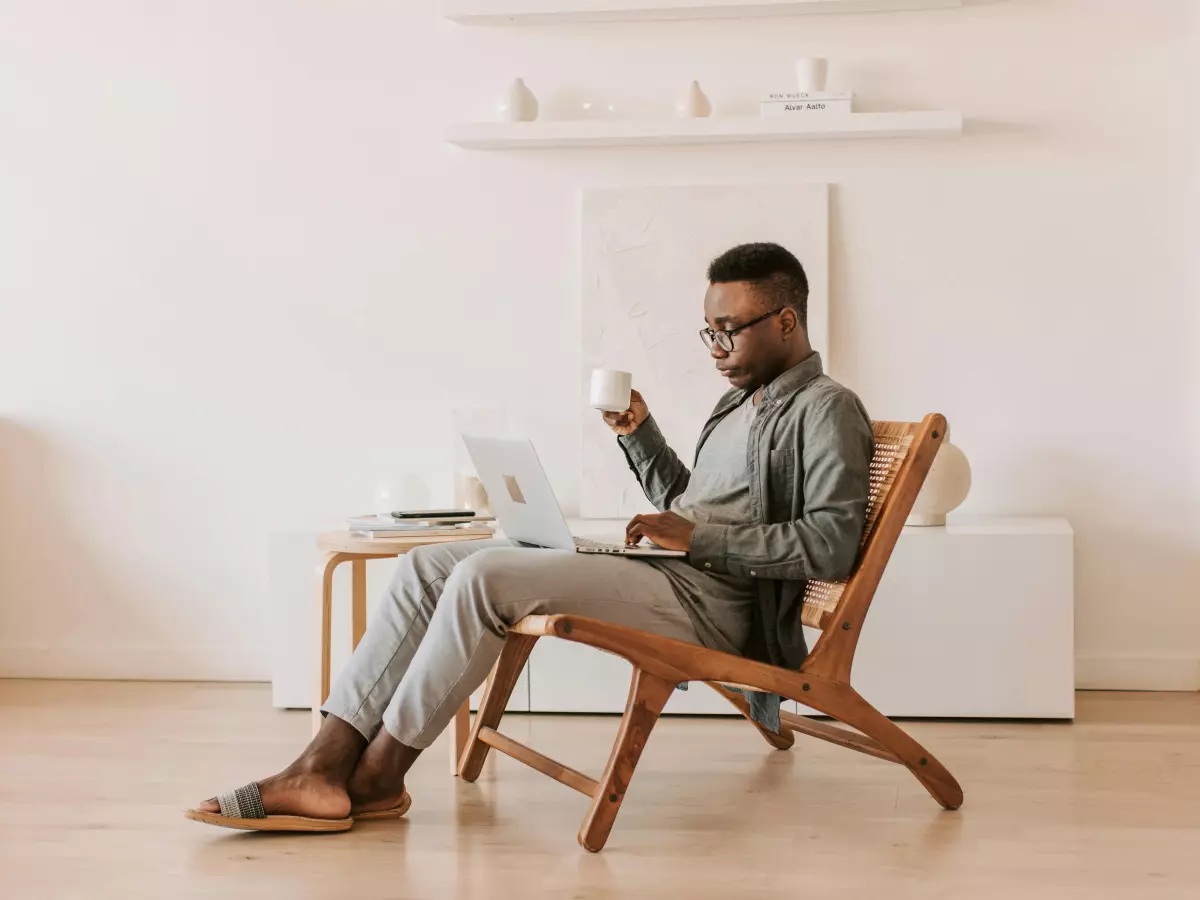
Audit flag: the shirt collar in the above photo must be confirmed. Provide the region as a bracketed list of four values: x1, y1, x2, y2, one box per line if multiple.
[756, 351, 824, 404]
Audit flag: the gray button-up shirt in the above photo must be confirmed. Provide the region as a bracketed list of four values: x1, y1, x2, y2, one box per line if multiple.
[618, 352, 874, 727]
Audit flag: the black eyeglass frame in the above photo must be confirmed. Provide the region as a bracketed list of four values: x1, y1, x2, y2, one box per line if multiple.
[699, 307, 785, 352]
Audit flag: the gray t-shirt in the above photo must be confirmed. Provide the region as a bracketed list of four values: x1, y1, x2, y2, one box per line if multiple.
[646, 396, 758, 655]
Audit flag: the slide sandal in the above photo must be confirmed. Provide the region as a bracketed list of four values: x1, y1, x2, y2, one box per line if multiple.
[354, 791, 412, 821]
[184, 783, 353, 833]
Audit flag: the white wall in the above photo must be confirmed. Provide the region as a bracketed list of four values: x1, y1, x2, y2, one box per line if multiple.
[0, 0, 1197, 686]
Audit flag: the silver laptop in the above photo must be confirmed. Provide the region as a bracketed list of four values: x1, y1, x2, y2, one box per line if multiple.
[461, 434, 686, 558]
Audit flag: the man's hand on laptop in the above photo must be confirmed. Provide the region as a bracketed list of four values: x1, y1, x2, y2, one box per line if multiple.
[602, 389, 650, 436]
[625, 510, 695, 552]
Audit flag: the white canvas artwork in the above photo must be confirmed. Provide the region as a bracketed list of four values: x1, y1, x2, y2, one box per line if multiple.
[580, 183, 829, 518]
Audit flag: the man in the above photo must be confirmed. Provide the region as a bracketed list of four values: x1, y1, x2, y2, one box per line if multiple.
[188, 242, 874, 832]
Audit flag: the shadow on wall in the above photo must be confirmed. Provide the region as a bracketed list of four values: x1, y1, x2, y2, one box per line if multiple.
[0, 420, 129, 673]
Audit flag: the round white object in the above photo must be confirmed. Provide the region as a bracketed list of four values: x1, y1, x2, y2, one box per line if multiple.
[906, 439, 971, 527]
[374, 473, 432, 515]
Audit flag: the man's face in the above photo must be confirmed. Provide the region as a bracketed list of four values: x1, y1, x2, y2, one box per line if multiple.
[703, 281, 789, 391]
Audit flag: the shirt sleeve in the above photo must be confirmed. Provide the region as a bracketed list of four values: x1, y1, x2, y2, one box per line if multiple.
[617, 414, 692, 513]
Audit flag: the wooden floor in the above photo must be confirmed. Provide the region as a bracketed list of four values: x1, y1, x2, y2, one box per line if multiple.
[1, 683, 1198, 899]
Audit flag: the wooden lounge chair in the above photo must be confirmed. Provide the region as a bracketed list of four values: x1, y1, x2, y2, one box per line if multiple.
[457, 414, 964, 851]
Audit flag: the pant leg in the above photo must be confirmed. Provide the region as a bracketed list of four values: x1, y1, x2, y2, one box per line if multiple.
[382, 546, 702, 749]
[321, 537, 515, 740]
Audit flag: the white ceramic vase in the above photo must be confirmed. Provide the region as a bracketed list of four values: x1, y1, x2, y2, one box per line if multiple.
[675, 81, 712, 118]
[454, 473, 492, 516]
[907, 438, 971, 526]
[374, 473, 432, 515]
[795, 57, 829, 93]
[497, 78, 539, 123]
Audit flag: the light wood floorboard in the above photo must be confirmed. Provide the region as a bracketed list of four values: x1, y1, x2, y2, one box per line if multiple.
[1, 681, 1198, 899]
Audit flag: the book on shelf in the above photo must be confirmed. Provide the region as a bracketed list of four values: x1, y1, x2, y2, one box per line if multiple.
[760, 90, 854, 117]
[346, 514, 495, 531]
[349, 524, 496, 540]
[762, 91, 853, 102]
[761, 101, 853, 117]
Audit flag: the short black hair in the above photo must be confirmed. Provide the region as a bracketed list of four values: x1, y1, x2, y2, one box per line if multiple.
[707, 242, 809, 331]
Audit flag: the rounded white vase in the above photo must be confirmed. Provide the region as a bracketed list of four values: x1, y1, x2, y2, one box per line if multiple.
[906, 438, 971, 527]
[374, 473, 431, 515]
[454, 473, 492, 516]
[497, 78, 539, 123]
[675, 80, 712, 118]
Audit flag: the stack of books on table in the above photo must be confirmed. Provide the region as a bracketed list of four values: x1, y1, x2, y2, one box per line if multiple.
[760, 91, 854, 118]
[346, 513, 496, 540]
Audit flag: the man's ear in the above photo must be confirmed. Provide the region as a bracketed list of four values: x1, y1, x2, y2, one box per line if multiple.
[779, 306, 799, 338]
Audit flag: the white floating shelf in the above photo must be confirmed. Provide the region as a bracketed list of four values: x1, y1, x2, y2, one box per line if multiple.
[446, 111, 963, 149]
[443, 0, 961, 26]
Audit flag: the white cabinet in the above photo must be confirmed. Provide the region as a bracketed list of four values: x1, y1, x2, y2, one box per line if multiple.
[527, 639, 734, 715]
[797, 518, 1075, 719]
[271, 517, 1073, 720]
[539, 517, 1075, 719]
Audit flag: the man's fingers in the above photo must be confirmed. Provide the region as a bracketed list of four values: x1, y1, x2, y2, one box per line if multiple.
[626, 515, 650, 543]
[626, 514, 666, 545]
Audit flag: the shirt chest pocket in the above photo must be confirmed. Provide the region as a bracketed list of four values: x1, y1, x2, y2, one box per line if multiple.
[767, 447, 799, 512]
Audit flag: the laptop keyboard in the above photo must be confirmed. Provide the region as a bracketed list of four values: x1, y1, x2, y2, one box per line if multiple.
[573, 536, 628, 553]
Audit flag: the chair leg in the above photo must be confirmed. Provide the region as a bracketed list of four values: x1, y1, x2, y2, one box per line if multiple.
[804, 683, 964, 810]
[457, 632, 538, 782]
[449, 700, 471, 775]
[707, 682, 795, 750]
[577, 667, 675, 853]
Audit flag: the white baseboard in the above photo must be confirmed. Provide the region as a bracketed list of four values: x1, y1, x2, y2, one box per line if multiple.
[0, 645, 269, 682]
[3, 645, 1197, 693]
[1075, 655, 1200, 691]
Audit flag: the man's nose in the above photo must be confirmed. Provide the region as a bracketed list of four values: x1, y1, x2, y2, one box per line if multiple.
[710, 342, 729, 360]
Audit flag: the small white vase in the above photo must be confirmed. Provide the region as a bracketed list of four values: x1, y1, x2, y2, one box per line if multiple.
[497, 78, 539, 123]
[907, 438, 971, 526]
[454, 474, 491, 516]
[795, 57, 829, 93]
[675, 81, 712, 118]
[374, 473, 432, 515]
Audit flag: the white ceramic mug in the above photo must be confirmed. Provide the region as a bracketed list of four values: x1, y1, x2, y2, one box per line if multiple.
[795, 57, 829, 93]
[589, 368, 633, 413]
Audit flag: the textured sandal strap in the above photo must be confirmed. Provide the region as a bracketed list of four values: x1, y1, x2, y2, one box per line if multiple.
[216, 783, 266, 820]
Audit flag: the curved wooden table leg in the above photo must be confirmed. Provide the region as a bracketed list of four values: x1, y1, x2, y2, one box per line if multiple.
[578, 667, 675, 852]
[801, 681, 963, 810]
[707, 682, 795, 750]
[312, 551, 346, 736]
[350, 559, 368, 650]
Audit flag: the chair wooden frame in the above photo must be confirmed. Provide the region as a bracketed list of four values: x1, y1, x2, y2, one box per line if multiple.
[458, 414, 963, 852]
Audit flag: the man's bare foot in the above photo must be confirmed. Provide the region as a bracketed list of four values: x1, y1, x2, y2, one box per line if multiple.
[196, 769, 351, 819]
[347, 727, 422, 815]
[194, 714, 367, 820]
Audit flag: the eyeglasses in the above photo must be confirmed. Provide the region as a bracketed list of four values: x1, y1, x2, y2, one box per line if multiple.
[699, 308, 784, 352]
